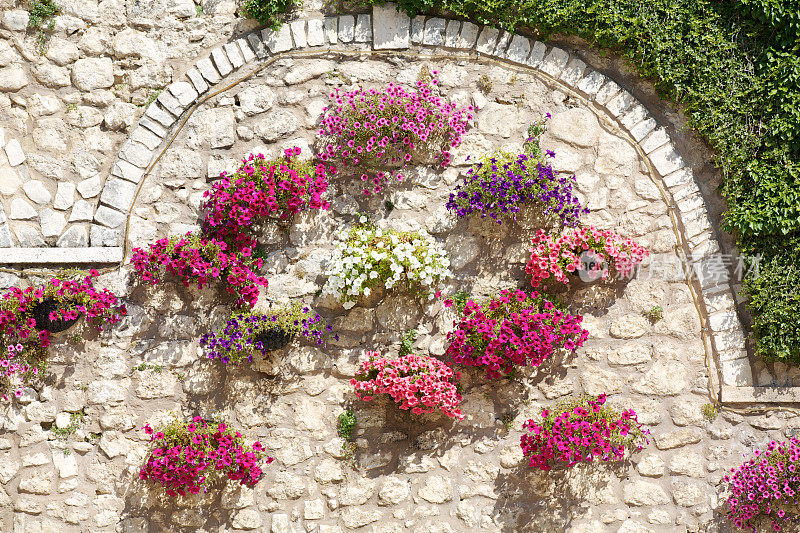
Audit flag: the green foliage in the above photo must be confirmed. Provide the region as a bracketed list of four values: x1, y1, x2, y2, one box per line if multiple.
[134, 363, 163, 373]
[52, 412, 84, 441]
[27, 0, 60, 52]
[702, 403, 719, 421]
[643, 305, 663, 323]
[399, 329, 417, 356]
[241, 0, 295, 29]
[451, 290, 469, 314]
[742, 238, 800, 364]
[337, 410, 357, 441]
[362, 0, 800, 362]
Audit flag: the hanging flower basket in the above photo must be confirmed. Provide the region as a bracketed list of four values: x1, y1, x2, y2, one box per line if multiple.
[254, 328, 294, 352]
[30, 298, 82, 333]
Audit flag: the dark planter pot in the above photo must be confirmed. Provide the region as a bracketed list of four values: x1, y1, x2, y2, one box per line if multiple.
[255, 328, 294, 351]
[31, 298, 81, 333]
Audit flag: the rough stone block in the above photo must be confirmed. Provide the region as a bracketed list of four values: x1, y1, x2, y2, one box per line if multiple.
[475, 27, 499, 55]
[630, 118, 657, 142]
[210, 46, 233, 76]
[423, 17, 446, 46]
[236, 37, 256, 62]
[722, 357, 754, 387]
[307, 19, 325, 46]
[576, 70, 605, 97]
[649, 143, 684, 176]
[247, 32, 268, 59]
[355, 14, 371, 42]
[457, 21, 479, 49]
[410, 15, 425, 44]
[526, 40, 546, 68]
[373, 4, 410, 49]
[560, 57, 586, 85]
[223, 42, 244, 69]
[605, 90, 636, 117]
[540, 47, 570, 77]
[504, 35, 530, 64]
[324, 17, 338, 43]
[443, 19, 460, 47]
[338, 15, 355, 43]
[263, 25, 293, 53]
[99, 179, 137, 212]
[290, 20, 308, 48]
[196, 57, 221, 84]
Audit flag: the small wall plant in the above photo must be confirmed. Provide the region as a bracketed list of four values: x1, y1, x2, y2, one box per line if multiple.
[199, 301, 335, 364]
[323, 219, 452, 309]
[352, 351, 464, 419]
[318, 74, 473, 194]
[445, 289, 588, 378]
[526, 226, 649, 286]
[140, 416, 272, 498]
[520, 394, 649, 470]
[131, 232, 268, 308]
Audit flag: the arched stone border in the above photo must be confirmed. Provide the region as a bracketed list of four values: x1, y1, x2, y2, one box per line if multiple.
[6, 5, 777, 399]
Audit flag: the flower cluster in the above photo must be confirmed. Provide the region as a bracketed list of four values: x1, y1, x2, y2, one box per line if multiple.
[318, 75, 473, 194]
[199, 301, 337, 364]
[352, 351, 464, 419]
[0, 270, 126, 348]
[0, 342, 47, 401]
[140, 416, 272, 498]
[445, 289, 588, 378]
[526, 226, 649, 286]
[521, 394, 649, 470]
[322, 220, 452, 309]
[446, 149, 587, 226]
[131, 232, 268, 308]
[202, 148, 334, 243]
[722, 438, 800, 532]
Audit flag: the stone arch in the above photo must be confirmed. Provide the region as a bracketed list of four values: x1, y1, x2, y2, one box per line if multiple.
[92, 6, 752, 395]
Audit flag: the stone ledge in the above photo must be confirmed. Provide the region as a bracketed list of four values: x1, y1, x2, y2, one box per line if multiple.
[0, 247, 123, 264]
[722, 386, 800, 404]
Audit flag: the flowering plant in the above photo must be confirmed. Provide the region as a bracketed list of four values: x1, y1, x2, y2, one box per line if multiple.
[0, 269, 126, 347]
[446, 120, 587, 226]
[0, 342, 47, 401]
[131, 232, 268, 308]
[721, 438, 800, 532]
[525, 226, 649, 287]
[202, 148, 334, 243]
[352, 351, 464, 419]
[521, 394, 648, 470]
[139, 416, 272, 498]
[322, 220, 452, 309]
[199, 301, 336, 364]
[445, 289, 588, 378]
[318, 74, 473, 195]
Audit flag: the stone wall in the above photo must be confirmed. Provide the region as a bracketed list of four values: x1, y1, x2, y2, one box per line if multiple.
[0, 2, 795, 532]
[1, 47, 797, 533]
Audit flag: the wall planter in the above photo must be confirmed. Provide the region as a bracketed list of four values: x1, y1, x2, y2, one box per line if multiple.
[255, 328, 294, 351]
[30, 298, 82, 333]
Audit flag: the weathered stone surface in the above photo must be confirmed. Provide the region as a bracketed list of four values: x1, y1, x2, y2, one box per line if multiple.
[549, 108, 600, 147]
[655, 429, 703, 450]
[237, 86, 275, 116]
[0, 66, 28, 91]
[623, 480, 669, 506]
[72, 58, 114, 91]
[373, 4, 411, 49]
[418, 475, 453, 503]
[254, 110, 299, 142]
